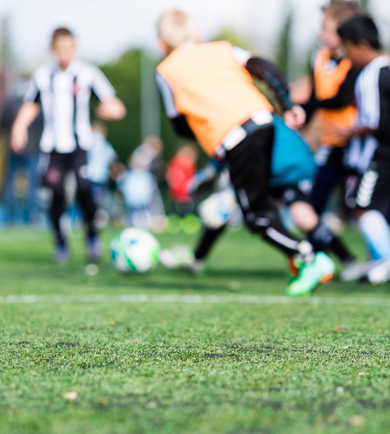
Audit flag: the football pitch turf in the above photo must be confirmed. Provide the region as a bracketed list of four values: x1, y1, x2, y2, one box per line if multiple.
[1, 227, 390, 434]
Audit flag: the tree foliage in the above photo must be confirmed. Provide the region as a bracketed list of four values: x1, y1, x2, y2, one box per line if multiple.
[211, 28, 252, 50]
[99, 49, 192, 164]
[275, 13, 293, 76]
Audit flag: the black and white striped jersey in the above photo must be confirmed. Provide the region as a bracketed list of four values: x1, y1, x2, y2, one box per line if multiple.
[347, 55, 390, 173]
[24, 59, 115, 154]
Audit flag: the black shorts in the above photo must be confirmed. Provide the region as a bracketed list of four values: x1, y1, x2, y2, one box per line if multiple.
[40, 149, 89, 190]
[271, 180, 314, 207]
[315, 146, 346, 168]
[225, 125, 275, 231]
[354, 159, 390, 220]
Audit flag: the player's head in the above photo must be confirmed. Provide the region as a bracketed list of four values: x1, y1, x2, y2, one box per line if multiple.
[143, 135, 163, 156]
[51, 27, 77, 70]
[157, 9, 200, 54]
[320, 0, 364, 50]
[177, 144, 198, 163]
[338, 15, 382, 68]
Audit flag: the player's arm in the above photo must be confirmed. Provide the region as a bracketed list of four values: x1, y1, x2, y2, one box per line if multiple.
[336, 68, 390, 142]
[243, 53, 305, 128]
[11, 75, 41, 153]
[11, 102, 40, 153]
[188, 159, 226, 195]
[155, 72, 195, 139]
[301, 68, 358, 121]
[96, 98, 126, 121]
[91, 68, 126, 121]
[245, 56, 293, 112]
[170, 116, 195, 139]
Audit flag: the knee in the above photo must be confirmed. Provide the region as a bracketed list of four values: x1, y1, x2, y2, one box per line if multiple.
[44, 168, 63, 195]
[243, 210, 274, 234]
[290, 202, 319, 232]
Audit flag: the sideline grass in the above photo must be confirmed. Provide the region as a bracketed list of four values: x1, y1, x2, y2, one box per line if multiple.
[1, 227, 390, 434]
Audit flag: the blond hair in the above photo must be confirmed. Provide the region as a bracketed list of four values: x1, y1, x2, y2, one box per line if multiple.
[157, 9, 199, 51]
[322, 0, 364, 25]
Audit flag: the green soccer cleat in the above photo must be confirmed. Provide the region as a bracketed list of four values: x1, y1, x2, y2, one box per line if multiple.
[285, 252, 336, 297]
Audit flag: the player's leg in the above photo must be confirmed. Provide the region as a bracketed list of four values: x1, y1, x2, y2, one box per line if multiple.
[225, 126, 335, 296]
[160, 188, 235, 273]
[283, 185, 356, 265]
[354, 161, 390, 284]
[313, 147, 346, 215]
[72, 149, 100, 261]
[42, 152, 68, 262]
[159, 225, 226, 274]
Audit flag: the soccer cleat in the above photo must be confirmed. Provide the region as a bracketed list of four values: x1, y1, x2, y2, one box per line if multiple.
[159, 245, 206, 275]
[54, 241, 69, 263]
[339, 259, 368, 282]
[187, 258, 206, 275]
[287, 257, 300, 281]
[87, 236, 102, 262]
[285, 252, 336, 297]
[367, 258, 390, 285]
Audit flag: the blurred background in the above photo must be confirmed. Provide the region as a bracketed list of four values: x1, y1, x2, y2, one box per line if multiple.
[0, 0, 389, 229]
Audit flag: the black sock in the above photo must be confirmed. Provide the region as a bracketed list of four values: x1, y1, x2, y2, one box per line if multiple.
[308, 221, 354, 263]
[86, 221, 98, 240]
[194, 225, 226, 261]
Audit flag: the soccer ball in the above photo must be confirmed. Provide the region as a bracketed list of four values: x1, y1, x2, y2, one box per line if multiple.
[110, 228, 161, 274]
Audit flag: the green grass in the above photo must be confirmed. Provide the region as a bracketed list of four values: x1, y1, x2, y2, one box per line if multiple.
[1, 227, 390, 434]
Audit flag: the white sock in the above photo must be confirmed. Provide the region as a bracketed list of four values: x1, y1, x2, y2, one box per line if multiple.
[358, 210, 390, 260]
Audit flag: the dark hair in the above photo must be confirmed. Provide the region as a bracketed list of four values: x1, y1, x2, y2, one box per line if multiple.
[51, 27, 74, 46]
[337, 15, 381, 49]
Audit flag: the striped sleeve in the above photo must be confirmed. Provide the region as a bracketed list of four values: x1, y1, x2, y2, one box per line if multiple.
[23, 75, 40, 103]
[91, 67, 116, 101]
[155, 71, 180, 118]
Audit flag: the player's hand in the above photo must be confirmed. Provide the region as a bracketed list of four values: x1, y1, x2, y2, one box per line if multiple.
[11, 127, 28, 153]
[96, 98, 126, 121]
[284, 105, 306, 130]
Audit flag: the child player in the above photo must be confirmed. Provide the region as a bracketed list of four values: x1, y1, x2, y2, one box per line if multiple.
[300, 0, 363, 217]
[155, 9, 336, 296]
[12, 28, 126, 262]
[160, 117, 357, 278]
[337, 16, 390, 284]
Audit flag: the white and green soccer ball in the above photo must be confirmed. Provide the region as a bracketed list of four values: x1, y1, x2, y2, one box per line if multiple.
[110, 228, 161, 274]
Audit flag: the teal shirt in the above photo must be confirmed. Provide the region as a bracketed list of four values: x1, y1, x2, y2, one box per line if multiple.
[269, 116, 317, 188]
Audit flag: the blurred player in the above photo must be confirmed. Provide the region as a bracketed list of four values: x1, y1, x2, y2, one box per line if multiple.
[161, 117, 355, 276]
[166, 144, 198, 216]
[337, 16, 390, 283]
[87, 123, 117, 227]
[114, 138, 166, 232]
[156, 9, 336, 296]
[0, 79, 43, 224]
[11, 27, 126, 262]
[300, 0, 363, 215]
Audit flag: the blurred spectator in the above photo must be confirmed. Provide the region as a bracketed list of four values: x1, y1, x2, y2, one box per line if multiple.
[0, 78, 43, 224]
[86, 122, 117, 228]
[166, 144, 198, 215]
[131, 135, 165, 179]
[87, 123, 117, 206]
[113, 137, 166, 232]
